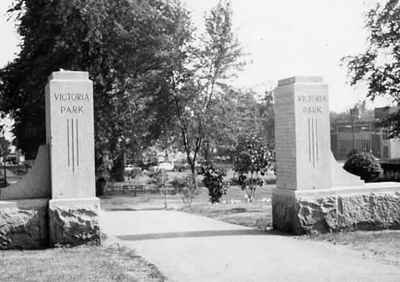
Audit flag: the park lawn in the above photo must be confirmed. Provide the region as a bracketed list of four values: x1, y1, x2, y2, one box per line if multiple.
[181, 201, 272, 230]
[0, 243, 165, 282]
[301, 230, 400, 266]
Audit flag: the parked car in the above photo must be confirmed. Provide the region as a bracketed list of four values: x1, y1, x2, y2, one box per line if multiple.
[157, 161, 174, 171]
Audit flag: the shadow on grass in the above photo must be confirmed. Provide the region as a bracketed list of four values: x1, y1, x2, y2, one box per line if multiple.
[105, 207, 180, 212]
[117, 228, 290, 241]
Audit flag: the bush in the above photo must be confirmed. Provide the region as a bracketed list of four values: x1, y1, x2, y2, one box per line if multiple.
[200, 165, 229, 203]
[346, 149, 360, 159]
[343, 152, 383, 182]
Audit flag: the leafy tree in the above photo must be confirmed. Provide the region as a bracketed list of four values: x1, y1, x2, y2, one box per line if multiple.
[203, 87, 274, 162]
[233, 134, 272, 202]
[0, 0, 192, 173]
[343, 0, 400, 137]
[171, 0, 244, 188]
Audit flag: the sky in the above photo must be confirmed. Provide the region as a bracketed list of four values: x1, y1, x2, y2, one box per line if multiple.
[0, 0, 389, 112]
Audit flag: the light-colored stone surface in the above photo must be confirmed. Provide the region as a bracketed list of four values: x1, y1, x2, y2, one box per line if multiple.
[274, 76, 362, 191]
[0, 199, 48, 249]
[0, 145, 50, 200]
[330, 152, 363, 186]
[272, 183, 400, 234]
[45, 70, 95, 199]
[0, 71, 100, 249]
[49, 198, 100, 246]
[273, 76, 371, 233]
[101, 210, 400, 282]
[46, 71, 100, 247]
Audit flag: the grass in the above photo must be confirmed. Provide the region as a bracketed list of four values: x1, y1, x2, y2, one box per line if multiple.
[181, 201, 272, 230]
[299, 230, 400, 266]
[0, 243, 165, 282]
[101, 184, 273, 211]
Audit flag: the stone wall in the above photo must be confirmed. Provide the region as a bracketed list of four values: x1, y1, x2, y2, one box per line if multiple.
[272, 184, 400, 234]
[0, 199, 48, 249]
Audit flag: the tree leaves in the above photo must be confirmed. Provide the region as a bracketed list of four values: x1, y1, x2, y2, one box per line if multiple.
[344, 0, 400, 138]
[0, 0, 192, 164]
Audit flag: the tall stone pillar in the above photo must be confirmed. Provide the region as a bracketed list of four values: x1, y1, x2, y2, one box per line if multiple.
[46, 71, 100, 246]
[272, 76, 365, 234]
[274, 76, 332, 191]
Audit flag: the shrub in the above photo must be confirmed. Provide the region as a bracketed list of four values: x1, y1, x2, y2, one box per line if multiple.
[200, 165, 229, 203]
[343, 152, 383, 182]
[346, 149, 360, 159]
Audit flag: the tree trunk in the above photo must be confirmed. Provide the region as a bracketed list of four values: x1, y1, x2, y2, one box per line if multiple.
[188, 164, 198, 206]
[111, 153, 125, 182]
[190, 164, 198, 190]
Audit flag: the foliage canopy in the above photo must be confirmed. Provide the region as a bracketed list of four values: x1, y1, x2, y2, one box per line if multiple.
[0, 0, 192, 165]
[344, 0, 400, 137]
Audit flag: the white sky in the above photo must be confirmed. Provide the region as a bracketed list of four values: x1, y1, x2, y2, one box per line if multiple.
[0, 0, 390, 112]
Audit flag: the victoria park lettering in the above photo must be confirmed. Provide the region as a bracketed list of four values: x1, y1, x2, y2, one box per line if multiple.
[297, 95, 327, 114]
[54, 92, 90, 114]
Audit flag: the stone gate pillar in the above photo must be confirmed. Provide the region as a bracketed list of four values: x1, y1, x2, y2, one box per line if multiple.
[274, 76, 332, 191]
[272, 76, 370, 234]
[46, 71, 100, 246]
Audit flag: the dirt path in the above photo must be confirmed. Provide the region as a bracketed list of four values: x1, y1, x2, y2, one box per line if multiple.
[100, 210, 400, 282]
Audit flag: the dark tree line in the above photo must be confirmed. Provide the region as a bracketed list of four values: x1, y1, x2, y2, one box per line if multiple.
[0, 0, 275, 180]
[0, 0, 192, 167]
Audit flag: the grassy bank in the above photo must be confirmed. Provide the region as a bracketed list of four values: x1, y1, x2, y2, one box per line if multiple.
[300, 230, 400, 266]
[0, 243, 165, 282]
[181, 201, 272, 230]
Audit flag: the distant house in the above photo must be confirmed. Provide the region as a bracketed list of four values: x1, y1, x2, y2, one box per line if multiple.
[331, 106, 400, 160]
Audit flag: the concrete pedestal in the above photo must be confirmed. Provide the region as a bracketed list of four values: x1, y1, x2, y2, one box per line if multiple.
[272, 183, 400, 234]
[49, 198, 100, 247]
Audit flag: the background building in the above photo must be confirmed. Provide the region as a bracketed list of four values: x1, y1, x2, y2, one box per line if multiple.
[331, 106, 400, 160]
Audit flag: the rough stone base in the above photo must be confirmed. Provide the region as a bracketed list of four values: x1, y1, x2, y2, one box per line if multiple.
[272, 182, 400, 234]
[49, 198, 101, 247]
[0, 199, 48, 249]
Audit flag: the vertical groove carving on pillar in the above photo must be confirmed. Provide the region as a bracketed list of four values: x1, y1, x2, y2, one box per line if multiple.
[308, 118, 311, 163]
[71, 118, 75, 173]
[76, 119, 79, 167]
[307, 117, 320, 168]
[311, 118, 315, 168]
[67, 119, 70, 168]
[315, 118, 319, 162]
